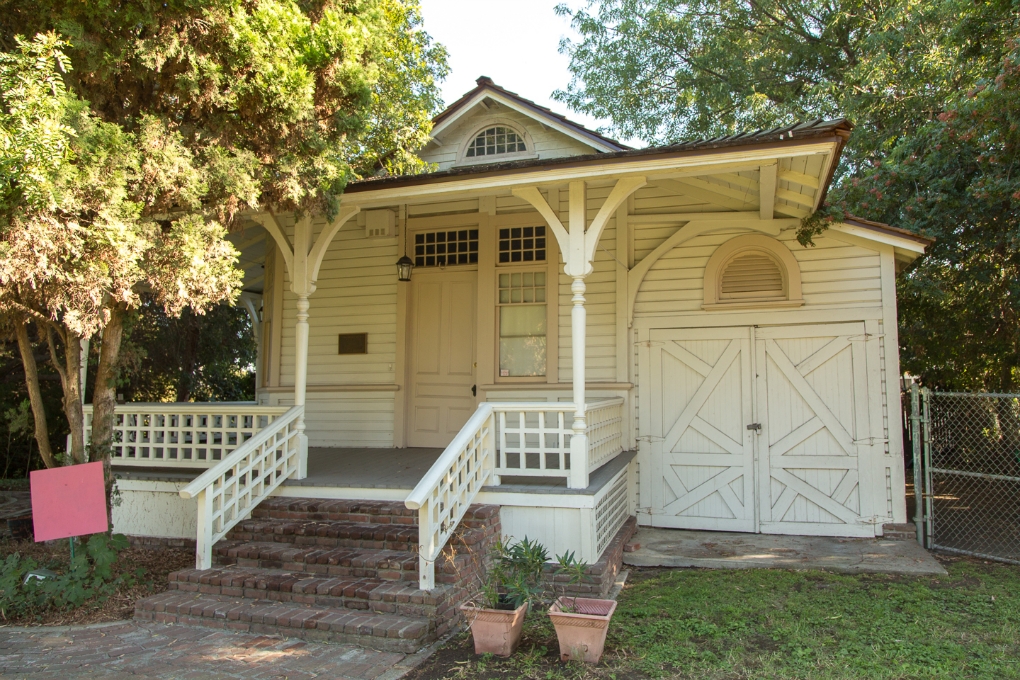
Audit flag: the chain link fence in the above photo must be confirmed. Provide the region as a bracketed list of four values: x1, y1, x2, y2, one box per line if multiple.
[909, 386, 1020, 564]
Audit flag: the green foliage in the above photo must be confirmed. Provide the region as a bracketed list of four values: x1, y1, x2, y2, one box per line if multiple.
[1, 0, 449, 218]
[481, 536, 550, 610]
[557, 0, 1020, 390]
[552, 550, 591, 613]
[117, 297, 257, 403]
[556, 0, 1014, 168]
[427, 559, 1020, 679]
[828, 40, 1020, 390]
[0, 533, 138, 620]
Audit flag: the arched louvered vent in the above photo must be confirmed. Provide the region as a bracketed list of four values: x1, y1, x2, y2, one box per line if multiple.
[720, 252, 785, 300]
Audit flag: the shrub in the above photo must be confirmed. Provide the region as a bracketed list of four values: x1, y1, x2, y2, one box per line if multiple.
[0, 533, 140, 620]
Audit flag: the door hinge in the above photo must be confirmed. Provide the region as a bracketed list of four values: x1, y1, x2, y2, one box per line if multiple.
[852, 437, 888, 445]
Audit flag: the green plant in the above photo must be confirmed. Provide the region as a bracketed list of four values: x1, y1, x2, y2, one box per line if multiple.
[479, 536, 550, 610]
[0, 533, 140, 620]
[553, 551, 591, 612]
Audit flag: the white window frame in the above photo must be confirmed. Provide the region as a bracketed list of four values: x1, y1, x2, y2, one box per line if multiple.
[455, 119, 537, 167]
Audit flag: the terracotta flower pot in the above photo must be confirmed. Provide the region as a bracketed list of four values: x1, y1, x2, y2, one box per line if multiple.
[460, 601, 529, 656]
[548, 596, 617, 663]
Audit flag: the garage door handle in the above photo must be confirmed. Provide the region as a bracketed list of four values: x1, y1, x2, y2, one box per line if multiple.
[471, 384, 477, 397]
[746, 423, 762, 432]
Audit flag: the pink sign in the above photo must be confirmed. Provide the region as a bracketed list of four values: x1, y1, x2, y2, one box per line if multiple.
[30, 461, 109, 541]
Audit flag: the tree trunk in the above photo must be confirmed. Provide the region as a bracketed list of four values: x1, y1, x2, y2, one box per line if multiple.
[93, 303, 126, 504]
[14, 322, 58, 469]
[47, 327, 86, 465]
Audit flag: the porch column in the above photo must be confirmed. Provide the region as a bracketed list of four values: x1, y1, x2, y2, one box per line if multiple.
[511, 178, 646, 490]
[290, 217, 314, 480]
[293, 293, 310, 478]
[567, 181, 591, 490]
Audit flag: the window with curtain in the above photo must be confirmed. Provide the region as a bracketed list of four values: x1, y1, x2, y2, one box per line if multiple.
[498, 271, 546, 377]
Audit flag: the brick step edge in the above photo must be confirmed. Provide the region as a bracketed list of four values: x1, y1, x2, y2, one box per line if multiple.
[225, 521, 492, 552]
[167, 569, 456, 620]
[213, 542, 420, 580]
[134, 591, 435, 653]
[253, 500, 499, 528]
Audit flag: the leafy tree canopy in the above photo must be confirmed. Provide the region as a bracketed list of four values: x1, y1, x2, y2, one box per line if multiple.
[0, 1, 447, 476]
[557, 0, 1020, 391]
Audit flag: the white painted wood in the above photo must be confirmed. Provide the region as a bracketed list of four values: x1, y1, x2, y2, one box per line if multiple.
[759, 164, 777, 219]
[755, 323, 877, 537]
[408, 271, 477, 447]
[646, 327, 756, 531]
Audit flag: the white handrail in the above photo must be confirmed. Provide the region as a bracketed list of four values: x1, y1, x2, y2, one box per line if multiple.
[405, 402, 497, 590]
[180, 405, 304, 569]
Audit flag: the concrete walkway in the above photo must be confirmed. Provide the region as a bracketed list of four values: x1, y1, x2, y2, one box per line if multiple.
[0, 620, 437, 679]
[624, 528, 947, 575]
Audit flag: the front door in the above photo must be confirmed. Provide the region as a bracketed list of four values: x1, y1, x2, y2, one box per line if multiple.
[408, 271, 477, 447]
[641, 323, 882, 536]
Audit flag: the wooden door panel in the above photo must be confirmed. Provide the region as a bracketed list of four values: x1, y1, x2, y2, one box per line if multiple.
[408, 273, 477, 448]
[648, 328, 755, 532]
[756, 324, 877, 537]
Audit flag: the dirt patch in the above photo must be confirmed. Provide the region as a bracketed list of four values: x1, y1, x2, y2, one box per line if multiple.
[0, 536, 192, 627]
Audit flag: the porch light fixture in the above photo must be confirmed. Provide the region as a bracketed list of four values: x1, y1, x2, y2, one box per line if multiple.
[396, 211, 414, 281]
[396, 255, 414, 281]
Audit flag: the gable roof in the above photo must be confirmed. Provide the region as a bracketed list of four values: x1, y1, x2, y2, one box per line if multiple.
[429, 76, 630, 154]
[350, 118, 852, 196]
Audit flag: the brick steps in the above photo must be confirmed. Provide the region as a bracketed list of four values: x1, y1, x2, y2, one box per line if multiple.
[134, 499, 502, 652]
[215, 541, 419, 580]
[167, 567, 454, 619]
[135, 590, 430, 653]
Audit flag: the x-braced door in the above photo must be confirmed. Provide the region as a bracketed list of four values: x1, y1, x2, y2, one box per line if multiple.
[644, 327, 756, 532]
[755, 323, 882, 537]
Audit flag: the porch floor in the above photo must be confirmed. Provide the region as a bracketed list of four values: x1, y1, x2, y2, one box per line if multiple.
[114, 447, 636, 496]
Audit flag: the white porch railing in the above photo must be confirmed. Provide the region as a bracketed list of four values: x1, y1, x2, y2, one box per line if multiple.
[494, 398, 625, 479]
[80, 403, 289, 467]
[406, 399, 627, 590]
[179, 405, 304, 569]
[405, 403, 498, 591]
[585, 398, 625, 473]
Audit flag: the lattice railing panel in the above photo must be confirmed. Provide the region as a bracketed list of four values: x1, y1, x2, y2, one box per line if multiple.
[496, 405, 572, 477]
[594, 469, 629, 557]
[81, 404, 289, 467]
[586, 398, 625, 473]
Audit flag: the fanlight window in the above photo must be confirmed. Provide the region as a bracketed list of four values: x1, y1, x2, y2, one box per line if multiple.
[703, 234, 803, 309]
[465, 126, 527, 158]
[719, 252, 785, 300]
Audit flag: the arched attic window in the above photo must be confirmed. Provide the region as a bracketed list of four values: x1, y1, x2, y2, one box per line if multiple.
[703, 234, 804, 309]
[457, 121, 535, 165]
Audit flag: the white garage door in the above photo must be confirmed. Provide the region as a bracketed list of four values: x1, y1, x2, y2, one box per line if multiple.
[640, 323, 884, 537]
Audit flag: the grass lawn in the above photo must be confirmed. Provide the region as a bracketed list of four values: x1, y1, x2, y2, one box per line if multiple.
[408, 554, 1020, 679]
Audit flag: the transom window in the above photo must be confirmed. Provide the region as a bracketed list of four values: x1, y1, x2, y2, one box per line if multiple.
[414, 229, 479, 267]
[498, 272, 547, 378]
[498, 226, 546, 264]
[466, 126, 527, 158]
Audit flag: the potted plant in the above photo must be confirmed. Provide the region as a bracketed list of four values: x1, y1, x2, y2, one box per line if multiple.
[460, 536, 548, 656]
[547, 551, 618, 663]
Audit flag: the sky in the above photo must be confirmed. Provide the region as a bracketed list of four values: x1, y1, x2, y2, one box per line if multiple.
[417, 0, 625, 141]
